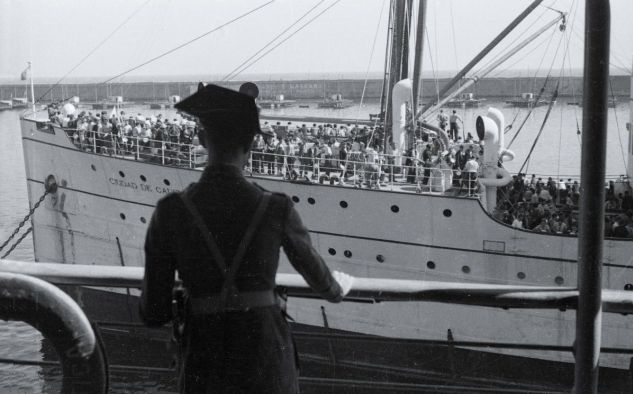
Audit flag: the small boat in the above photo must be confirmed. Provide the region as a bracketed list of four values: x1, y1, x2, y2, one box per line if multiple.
[298, 104, 310, 108]
[505, 92, 550, 107]
[567, 98, 617, 107]
[145, 95, 181, 109]
[87, 96, 130, 110]
[0, 100, 12, 111]
[258, 94, 296, 109]
[318, 93, 353, 108]
[11, 97, 28, 109]
[444, 93, 485, 108]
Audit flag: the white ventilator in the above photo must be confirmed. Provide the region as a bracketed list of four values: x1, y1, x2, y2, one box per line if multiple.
[476, 107, 515, 212]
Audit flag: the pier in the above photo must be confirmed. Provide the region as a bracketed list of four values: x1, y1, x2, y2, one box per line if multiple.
[0, 75, 630, 103]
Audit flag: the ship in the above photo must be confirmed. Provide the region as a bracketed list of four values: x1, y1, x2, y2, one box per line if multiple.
[505, 92, 551, 107]
[15, 0, 633, 389]
[444, 93, 486, 108]
[145, 95, 182, 110]
[318, 93, 353, 108]
[258, 94, 296, 109]
[11, 97, 28, 109]
[86, 95, 131, 110]
[0, 100, 12, 111]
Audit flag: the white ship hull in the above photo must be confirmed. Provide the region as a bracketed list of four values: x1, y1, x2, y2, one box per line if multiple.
[20, 116, 633, 371]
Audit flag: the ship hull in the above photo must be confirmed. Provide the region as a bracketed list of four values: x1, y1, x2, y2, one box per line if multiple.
[20, 116, 633, 373]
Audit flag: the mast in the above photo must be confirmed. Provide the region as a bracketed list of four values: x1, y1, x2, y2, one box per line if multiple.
[574, 0, 610, 391]
[28, 61, 35, 112]
[411, 0, 427, 111]
[378, 2, 394, 125]
[417, 0, 544, 116]
[385, 0, 411, 152]
[628, 60, 633, 186]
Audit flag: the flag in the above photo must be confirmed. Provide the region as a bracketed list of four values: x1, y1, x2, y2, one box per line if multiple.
[20, 65, 30, 80]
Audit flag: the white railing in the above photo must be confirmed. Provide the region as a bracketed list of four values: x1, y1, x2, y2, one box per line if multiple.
[61, 127, 480, 195]
[63, 128, 207, 168]
[245, 151, 478, 194]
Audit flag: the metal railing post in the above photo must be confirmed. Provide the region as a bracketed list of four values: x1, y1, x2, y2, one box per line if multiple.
[573, 1, 610, 392]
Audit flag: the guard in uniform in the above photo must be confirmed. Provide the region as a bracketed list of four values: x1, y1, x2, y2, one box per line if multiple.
[140, 84, 351, 393]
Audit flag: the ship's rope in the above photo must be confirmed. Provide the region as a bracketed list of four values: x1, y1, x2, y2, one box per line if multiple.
[35, 0, 152, 104]
[221, 0, 325, 82]
[220, 0, 342, 82]
[355, 0, 388, 126]
[101, 1, 274, 84]
[518, 83, 559, 175]
[424, 16, 439, 104]
[609, 78, 629, 179]
[507, 15, 567, 149]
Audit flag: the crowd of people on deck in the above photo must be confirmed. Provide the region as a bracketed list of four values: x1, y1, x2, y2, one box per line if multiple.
[494, 174, 633, 238]
[49, 106, 203, 165]
[47, 103, 633, 238]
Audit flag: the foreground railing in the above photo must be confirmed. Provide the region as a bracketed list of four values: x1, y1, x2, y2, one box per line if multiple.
[2, 259, 633, 314]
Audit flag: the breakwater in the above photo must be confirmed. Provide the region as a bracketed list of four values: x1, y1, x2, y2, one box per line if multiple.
[0, 75, 629, 103]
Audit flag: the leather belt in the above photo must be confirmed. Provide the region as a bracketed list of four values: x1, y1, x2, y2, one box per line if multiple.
[189, 290, 277, 314]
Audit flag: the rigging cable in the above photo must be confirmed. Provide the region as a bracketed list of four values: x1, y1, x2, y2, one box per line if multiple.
[507, 18, 565, 149]
[100, 1, 274, 84]
[363, 0, 390, 149]
[517, 81, 559, 175]
[356, 0, 388, 126]
[35, 0, 152, 104]
[221, 0, 325, 82]
[424, 25, 439, 104]
[120, 1, 175, 100]
[224, 0, 342, 81]
[609, 78, 629, 179]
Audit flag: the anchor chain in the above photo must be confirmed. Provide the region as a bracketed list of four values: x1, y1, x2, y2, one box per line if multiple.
[0, 190, 49, 257]
[1, 227, 33, 259]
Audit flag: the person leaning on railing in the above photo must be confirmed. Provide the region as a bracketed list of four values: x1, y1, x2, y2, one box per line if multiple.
[140, 84, 352, 393]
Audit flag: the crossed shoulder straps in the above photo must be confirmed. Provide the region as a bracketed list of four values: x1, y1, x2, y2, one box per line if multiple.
[179, 189, 272, 301]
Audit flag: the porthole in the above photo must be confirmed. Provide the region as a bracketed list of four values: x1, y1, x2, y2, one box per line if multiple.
[292, 196, 300, 203]
[140, 175, 147, 182]
[427, 261, 436, 269]
[555, 276, 564, 285]
[625, 284, 633, 291]
[91, 164, 96, 171]
[140, 217, 147, 224]
[340, 201, 348, 208]
[517, 272, 526, 280]
[344, 250, 352, 258]
[118, 171, 125, 178]
[163, 179, 171, 186]
[120, 213, 126, 220]
[328, 248, 336, 256]
[376, 254, 385, 263]
[308, 197, 315, 205]
[390, 205, 399, 213]
[443, 209, 452, 217]
[462, 265, 471, 274]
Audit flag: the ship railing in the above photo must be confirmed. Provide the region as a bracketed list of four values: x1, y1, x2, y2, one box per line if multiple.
[62, 128, 208, 168]
[246, 151, 477, 195]
[60, 128, 479, 195]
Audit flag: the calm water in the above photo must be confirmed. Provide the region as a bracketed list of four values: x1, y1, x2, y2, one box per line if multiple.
[0, 98, 630, 392]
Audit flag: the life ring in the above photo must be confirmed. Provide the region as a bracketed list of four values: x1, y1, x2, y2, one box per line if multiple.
[0, 273, 108, 393]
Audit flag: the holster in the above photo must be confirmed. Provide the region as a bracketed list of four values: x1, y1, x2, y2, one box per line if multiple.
[172, 285, 188, 343]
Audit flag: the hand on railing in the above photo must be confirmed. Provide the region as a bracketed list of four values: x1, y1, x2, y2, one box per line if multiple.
[332, 270, 354, 298]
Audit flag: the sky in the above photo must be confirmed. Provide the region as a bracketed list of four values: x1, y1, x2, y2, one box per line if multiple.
[0, 0, 632, 83]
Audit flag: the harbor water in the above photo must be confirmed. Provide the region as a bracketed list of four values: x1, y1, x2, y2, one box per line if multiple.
[0, 98, 630, 392]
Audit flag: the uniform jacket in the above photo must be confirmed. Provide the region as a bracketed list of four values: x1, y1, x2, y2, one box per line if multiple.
[141, 163, 342, 393]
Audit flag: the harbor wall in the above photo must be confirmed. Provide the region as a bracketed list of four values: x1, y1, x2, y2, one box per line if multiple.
[0, 76, 629, 102]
